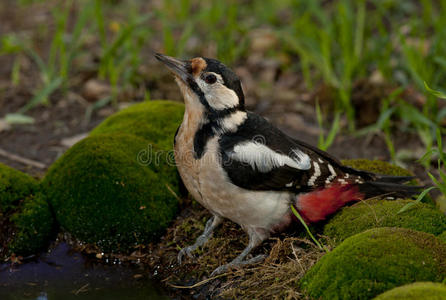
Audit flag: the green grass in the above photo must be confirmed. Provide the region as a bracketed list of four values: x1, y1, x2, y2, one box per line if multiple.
[94, 0, 152, 105]
[418, 83, 446, 211]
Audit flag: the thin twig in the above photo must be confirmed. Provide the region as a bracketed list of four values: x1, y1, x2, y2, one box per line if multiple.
[165, 183, 181, 201]
[0, 148, 46, 169]
[167, 273, 229, 289]
[74, 283, 90, 295]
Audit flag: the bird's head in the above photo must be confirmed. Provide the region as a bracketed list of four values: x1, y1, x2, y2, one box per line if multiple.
[155, 53, 245, 114]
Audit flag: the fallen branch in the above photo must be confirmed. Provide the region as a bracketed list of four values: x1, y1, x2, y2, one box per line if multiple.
[0, 148, 46, 169]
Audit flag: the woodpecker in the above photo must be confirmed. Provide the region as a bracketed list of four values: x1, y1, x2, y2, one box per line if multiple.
[155, 53, 420, 276]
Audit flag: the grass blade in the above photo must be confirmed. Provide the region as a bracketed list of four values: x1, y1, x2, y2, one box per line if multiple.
[397, 186, 436, 214]
[290, 205, 328, 252]
[424, 81, 446, 99]
[18, 77, 63, 113]
[4, 113, 35, 125]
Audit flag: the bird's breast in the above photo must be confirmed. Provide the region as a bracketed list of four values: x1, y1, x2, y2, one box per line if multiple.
[176, 133, 293, 231]
[174, 109, 204, 203]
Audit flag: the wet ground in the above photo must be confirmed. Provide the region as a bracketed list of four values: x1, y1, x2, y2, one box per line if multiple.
[0, 243, 168, 300]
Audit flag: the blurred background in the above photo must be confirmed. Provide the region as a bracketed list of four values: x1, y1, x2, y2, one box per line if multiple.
[0, 0, 445, 203]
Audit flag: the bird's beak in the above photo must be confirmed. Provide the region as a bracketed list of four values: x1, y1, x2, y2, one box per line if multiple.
[155, 53, 192, 83]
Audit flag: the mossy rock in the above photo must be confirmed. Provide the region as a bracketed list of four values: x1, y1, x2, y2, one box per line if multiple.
[341, 159, 413, 177]
[374, 282, 446, 300]
[0, 162, 38, 212]
[7, 193, 55, 257]
[439, 231, 446, 243]
[90, 100, 184, 150]
[0, 164, 54, 258]
[323, 199, 446, 244]
[300, 227, 446, 300]
[43, 133, 179, 252]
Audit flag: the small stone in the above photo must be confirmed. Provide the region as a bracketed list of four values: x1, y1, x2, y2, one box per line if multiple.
[370, 70, 385, 84]
[82, 79, 111, 102]
[250, 29, 278, 53]
[60, 133, 88, 148]
[0, 119, 11, 132]
[97, 107, 115, 118]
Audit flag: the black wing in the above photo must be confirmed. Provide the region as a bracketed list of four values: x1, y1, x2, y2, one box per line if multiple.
[219, 112, 351, 192]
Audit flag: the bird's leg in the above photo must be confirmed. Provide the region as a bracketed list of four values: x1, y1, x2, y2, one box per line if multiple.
[178, 215, 223, 264]
[210, 228, 268, 276]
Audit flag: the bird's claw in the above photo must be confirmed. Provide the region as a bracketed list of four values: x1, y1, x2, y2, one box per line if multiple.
[210, 254, 266, 277]
[210, 264, 229, 277]
[177, 246, 195, 264]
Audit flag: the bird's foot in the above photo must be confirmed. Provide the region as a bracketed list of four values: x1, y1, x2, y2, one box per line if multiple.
[177, 216, 223, 265]
[210, 254, 266, 277]
[177, 245, 196, 265]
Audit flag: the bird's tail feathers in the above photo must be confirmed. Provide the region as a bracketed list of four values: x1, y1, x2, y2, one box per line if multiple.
[374, 175, 415, 184]
[357, 181, 424, 199]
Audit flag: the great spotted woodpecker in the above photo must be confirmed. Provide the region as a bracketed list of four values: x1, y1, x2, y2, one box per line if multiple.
[155, 53, 420, 276]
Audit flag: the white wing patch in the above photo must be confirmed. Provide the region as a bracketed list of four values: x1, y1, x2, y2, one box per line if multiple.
[230, 141, 311, 172]
[308, 161, 321, 186]
[325, 164, 337, 183]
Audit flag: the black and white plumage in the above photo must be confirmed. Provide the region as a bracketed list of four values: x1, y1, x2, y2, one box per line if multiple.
[155, 53, 420, 276]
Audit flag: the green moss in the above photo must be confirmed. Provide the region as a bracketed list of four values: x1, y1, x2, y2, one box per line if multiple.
[323, 199, 446, 244]
[341, 159, 413, 177]
[300, 227, 446, 300]
[43, 133, 179, 252]
[90, 100, 184, 150]
[439, 231, 446, 243]
[0, 162, 38, 213]
[374, 282, 446, 300]
[0, 164, 54, 258]
[8, 193, 55, 256]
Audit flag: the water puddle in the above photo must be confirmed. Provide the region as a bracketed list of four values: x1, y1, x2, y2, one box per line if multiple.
[0, 243, 168, 300]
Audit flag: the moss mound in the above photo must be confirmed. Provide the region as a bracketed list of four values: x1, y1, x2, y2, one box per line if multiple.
[0, 164, 54, 258]
[90, 100, 184, 150]
[8, 193, 55, 256]
[43, 133, 179, 252]
[374, 282, 446, 300]
[323, 199, 446, 244]
[342, 159, 413, 177]
[0, 162, 38, 212]
[439, 231, 446, 243]
[300, 227, 446, 300]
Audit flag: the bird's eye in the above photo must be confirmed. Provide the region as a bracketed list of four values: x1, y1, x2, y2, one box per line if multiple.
[204, 74, 217, 84]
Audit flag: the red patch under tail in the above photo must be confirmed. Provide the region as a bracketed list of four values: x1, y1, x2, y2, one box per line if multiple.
[295, 184, 364, 224]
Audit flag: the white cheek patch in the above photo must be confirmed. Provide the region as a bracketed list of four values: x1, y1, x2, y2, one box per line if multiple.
[230, 141, 311, 172]
[196, 77, 239, 110]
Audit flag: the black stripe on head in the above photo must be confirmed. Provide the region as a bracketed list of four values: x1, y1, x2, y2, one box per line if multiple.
[186, 76, 211, 110]
[203, 58, 245, 109]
